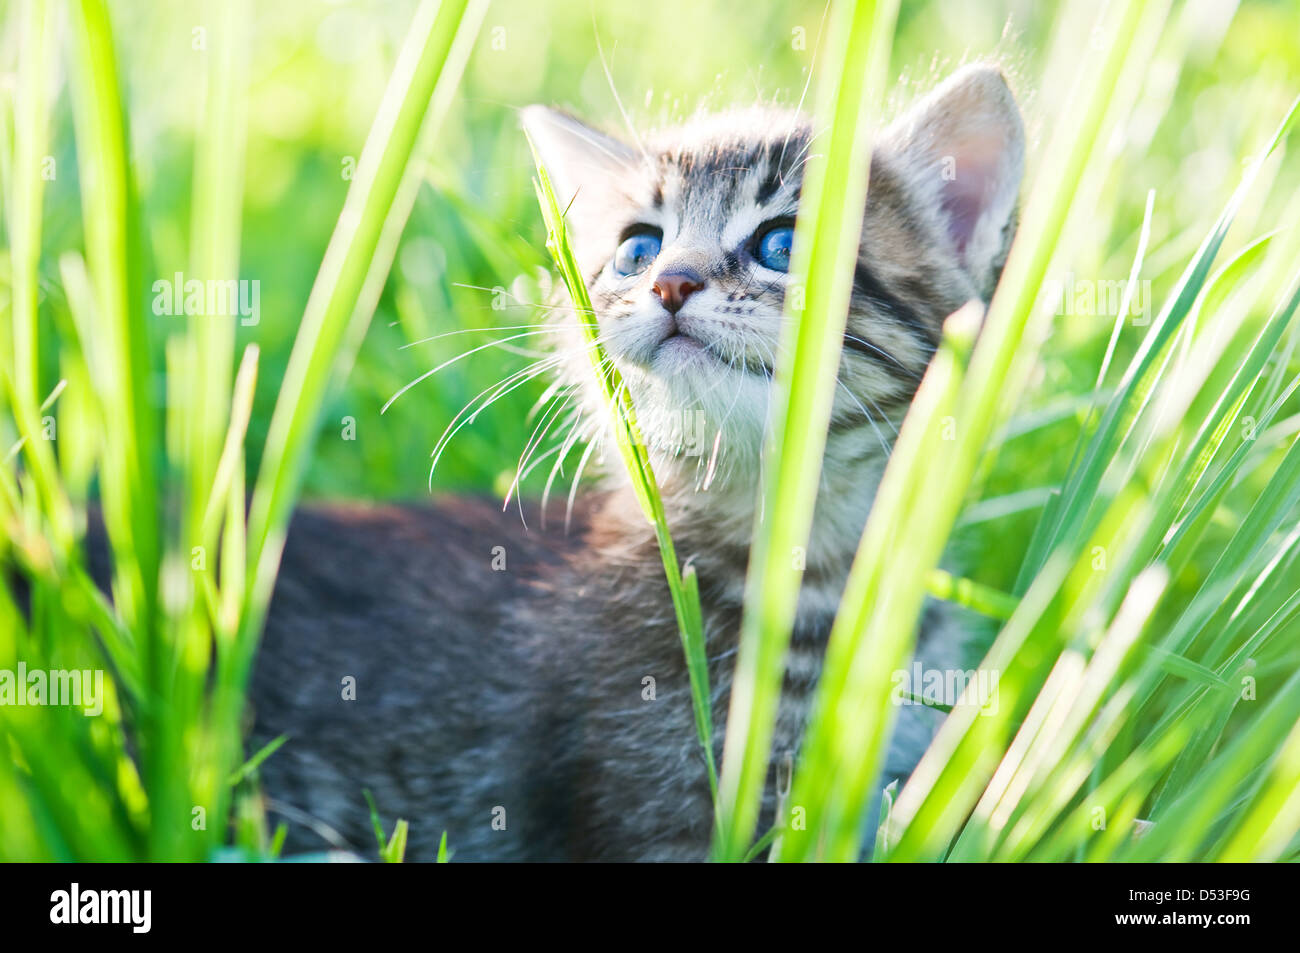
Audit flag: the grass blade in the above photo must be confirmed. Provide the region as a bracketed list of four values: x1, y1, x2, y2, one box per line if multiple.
[712, 0, 900, 863]
[244, 0, 487, 634]
[528, 149, 718, 801]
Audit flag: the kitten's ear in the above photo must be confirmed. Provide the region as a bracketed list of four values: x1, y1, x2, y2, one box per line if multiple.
[521, 106, 638, 235]
[881, 64, 1025, 295]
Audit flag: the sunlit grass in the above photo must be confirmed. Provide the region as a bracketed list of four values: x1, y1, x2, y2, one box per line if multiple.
[2, 0, 1300, 863]
[0, 0, 484, 861]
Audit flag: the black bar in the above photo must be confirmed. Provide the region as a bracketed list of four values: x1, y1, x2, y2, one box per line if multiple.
[0, 862, 1278, 940]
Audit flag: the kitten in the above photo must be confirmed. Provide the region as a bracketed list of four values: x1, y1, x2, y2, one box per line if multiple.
[252, 63, 1024, 861]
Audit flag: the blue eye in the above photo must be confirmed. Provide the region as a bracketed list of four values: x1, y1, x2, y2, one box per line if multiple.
[756, 224, 794, 272]
[613, 231, 662, 277]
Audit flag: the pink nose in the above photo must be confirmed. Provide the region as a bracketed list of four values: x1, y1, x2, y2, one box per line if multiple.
[652, 271, 705, 314]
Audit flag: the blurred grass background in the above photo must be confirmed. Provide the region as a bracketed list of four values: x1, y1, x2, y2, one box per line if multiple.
[3, 0, 1300, 860]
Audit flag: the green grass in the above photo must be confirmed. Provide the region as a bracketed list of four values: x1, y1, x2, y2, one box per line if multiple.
[1, 0, 485, 861]
[781, 0, 1178, 862]
[3, 0, 1300, 862]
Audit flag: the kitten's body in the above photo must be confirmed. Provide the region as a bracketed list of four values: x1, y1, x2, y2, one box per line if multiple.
[255, 492, 961, 861]
[252, 64, 1024, 861]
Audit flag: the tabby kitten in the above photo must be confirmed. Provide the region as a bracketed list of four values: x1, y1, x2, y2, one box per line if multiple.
[252, 63, 1025, 861]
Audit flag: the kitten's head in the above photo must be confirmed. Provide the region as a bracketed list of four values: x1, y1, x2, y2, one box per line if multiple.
[523, 64, 1023, 502]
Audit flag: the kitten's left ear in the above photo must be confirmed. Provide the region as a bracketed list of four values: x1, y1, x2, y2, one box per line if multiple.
[521, 106, 638, 238]
[880, 64, 1025, 296]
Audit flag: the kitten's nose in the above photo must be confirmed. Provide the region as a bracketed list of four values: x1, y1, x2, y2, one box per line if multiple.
[652, 271, 705, 315]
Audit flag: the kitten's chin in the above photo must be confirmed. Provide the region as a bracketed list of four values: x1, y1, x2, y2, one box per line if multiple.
[616, 360, 770, 487]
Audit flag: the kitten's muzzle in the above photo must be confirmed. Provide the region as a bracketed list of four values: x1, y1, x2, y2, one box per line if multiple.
[652, 270, 705, 315]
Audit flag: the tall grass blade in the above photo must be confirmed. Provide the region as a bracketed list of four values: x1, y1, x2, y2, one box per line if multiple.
[244, 0, 486, 635]
[712, 0, 900, 863]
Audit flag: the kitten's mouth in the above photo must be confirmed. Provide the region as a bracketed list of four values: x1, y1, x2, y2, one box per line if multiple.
[648, 317, 771, 377]
[658, 329, 705, 352]
[620, 311, 768, 378]
[651, 317, 713, 366]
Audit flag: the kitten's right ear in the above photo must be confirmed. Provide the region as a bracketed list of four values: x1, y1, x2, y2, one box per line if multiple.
[521, 106, 638, 234]
[880, 64, 1025, 297]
